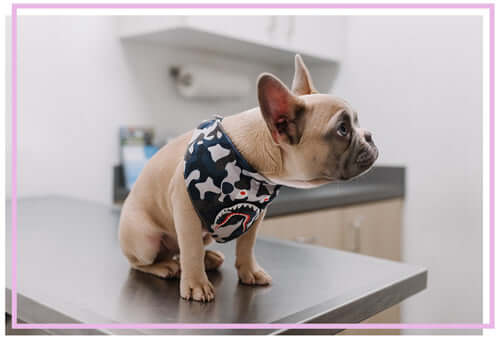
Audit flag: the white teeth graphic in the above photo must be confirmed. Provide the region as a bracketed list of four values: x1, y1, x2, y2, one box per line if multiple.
[213, 203, 260, 234]
[218, 203, 259, 215]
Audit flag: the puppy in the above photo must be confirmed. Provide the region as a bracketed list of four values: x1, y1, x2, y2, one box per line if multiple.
[118, 55, 378, 302]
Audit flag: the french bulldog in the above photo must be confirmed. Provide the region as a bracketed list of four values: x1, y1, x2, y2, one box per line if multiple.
[118, 55, 378, 302]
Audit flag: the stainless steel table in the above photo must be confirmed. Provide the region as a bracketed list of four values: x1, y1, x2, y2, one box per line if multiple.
[6, 197, 426, 335]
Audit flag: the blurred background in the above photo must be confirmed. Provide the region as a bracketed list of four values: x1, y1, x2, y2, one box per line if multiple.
[5, 15, 482, 334]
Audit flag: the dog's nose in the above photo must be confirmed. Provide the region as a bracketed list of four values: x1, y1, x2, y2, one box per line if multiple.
[364, 131, 373, 143]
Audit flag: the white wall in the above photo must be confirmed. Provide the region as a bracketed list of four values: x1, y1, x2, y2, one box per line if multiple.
[118, 40, 277, 139]
[334, 16, 483, 334]
[6, 16, 151, 203]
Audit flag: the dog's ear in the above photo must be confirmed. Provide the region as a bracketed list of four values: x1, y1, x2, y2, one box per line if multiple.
[257, 73, 306, 145]
[291, 54, 318, 95]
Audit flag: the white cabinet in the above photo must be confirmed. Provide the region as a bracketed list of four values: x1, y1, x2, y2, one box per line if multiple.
[117, 15, 275, 46]
[186, 16, 273, 46]
[116, 15, 184, 38]
[115, 16, 343, 66]
[186, 16, 346, 59]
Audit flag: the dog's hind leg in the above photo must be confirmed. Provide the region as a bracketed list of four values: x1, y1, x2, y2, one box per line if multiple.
[133, 258, 180, 279]
[119, 208, 180, 279]
[204, 249, 224, 271]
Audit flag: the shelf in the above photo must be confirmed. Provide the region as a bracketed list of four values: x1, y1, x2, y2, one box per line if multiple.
[119, 26, 338, 68]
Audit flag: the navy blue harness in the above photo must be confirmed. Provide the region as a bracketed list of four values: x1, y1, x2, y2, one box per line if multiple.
[184, 116, 280, 243]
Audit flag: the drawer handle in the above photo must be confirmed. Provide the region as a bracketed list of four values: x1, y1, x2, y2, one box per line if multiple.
[349, 217, 364, 253]
[293, 236, 317, 244]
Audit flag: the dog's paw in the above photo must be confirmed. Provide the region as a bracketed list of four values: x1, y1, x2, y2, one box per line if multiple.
[237, 265, 272, 286]
[204, 249, 225, 271]
[180, 275, 215, 302]
[160, 260, 181, 279]
[132, 259, 180, 279]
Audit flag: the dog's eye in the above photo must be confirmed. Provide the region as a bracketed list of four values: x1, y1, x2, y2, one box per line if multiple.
[337, 122, 349, 137]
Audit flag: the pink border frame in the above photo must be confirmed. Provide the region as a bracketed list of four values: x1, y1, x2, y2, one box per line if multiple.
[10, 2, 495, 332]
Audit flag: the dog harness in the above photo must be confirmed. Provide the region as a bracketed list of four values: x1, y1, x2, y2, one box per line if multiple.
[184, 116, 281, 243]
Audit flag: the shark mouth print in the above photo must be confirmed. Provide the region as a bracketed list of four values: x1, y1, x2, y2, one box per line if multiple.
[211, 203, 260, 241]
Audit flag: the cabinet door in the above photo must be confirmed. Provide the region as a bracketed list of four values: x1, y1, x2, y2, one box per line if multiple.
[187, 16, 273, 46]
[288, 16, 346, 60]
[260, 200, 403, 335]
[342, 199, 403, 261]
[340, 305, 401, 335]
[259, 208, 344, 249]
[116, 16, 185, 38]
[340, 199, 403, 335]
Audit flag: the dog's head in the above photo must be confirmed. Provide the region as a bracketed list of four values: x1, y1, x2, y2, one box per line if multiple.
[258, 55, 378, 188]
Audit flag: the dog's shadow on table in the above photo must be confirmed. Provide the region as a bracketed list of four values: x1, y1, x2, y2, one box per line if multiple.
[116, 267, 271, 323]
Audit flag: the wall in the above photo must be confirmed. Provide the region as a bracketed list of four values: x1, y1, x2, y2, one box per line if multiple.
[333, 15, 483, 334]
[118, 40, 276, 140]
[6, 16, 150, 203]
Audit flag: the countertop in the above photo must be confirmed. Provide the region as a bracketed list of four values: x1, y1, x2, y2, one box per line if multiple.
[266, 166, 405, 217]
[6, 197, 424, 335]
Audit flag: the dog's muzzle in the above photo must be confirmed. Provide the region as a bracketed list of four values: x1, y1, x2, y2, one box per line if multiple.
[356, 145, 378, 169]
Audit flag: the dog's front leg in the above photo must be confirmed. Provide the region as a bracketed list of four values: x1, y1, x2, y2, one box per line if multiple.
[235, 213, 272, 285]
[171, 166, 215, 302]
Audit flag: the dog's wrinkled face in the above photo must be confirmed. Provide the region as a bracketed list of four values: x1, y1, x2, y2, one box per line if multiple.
[257, 55, 378, 188]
